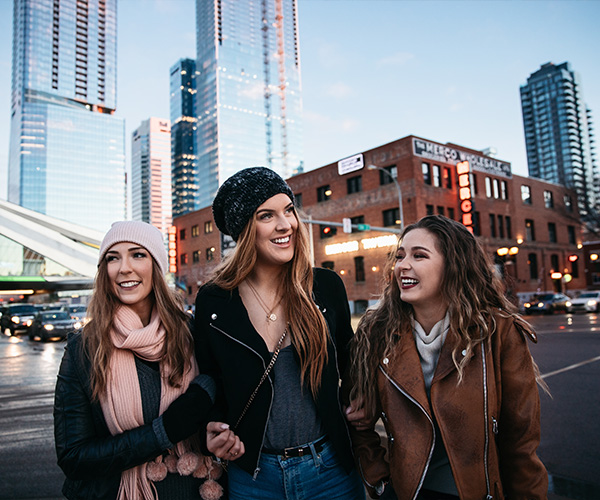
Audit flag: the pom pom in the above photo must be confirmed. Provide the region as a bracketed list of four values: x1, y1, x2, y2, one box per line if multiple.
[200, 479, 224, 500]
[208, 460, 224, 480]
[177, 451, 200, 476]
[164, 453, 178, 474]
[193, 458, 210, 479]
[146, 461, 167, 482]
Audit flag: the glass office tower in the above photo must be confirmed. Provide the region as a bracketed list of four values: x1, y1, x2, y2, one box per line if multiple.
[8, 0, 125, 232]
[194, 0, 304, 208]
[170, 58, 199, 217]
[131, 118, 173, 236]
[520, 62, 598, 217]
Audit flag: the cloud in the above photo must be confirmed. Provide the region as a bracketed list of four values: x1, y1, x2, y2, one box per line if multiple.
[376, 52, 415, 68]
[324, 82, 356, 99]
[304, 110, 360, 133]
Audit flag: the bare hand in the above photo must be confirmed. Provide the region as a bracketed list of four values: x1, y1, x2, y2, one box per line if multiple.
[206, 421, 245, 460]
[344, 400, 374, 431]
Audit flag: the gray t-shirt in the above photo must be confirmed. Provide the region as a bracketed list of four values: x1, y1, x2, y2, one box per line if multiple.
[263, 344, 325, 450]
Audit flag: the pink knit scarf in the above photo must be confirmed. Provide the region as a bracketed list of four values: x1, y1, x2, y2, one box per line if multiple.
[100, 305, 198, 500]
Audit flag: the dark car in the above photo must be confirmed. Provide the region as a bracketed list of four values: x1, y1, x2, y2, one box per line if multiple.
[0, 303, 39, 336]
[28, 311, 82, 342]
[523, 293, 571, 315]
[68, 305, 89, 324]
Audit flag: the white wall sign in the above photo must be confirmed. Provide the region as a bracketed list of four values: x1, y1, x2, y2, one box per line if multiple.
[338, 153, 364, 175]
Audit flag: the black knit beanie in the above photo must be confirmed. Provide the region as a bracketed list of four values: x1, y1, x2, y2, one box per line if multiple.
[212, 166, 295, 241]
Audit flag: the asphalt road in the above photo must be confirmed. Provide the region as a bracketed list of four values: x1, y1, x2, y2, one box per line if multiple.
[0, 312, 598, 499]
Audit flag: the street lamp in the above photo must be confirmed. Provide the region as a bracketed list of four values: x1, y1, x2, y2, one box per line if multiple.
[367, 164, 404, 230]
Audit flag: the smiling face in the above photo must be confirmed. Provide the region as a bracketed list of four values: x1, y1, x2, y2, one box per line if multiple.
[394, 228, 447, 315]
[254, 193, 298, 269]
[105, 242, 155, 318]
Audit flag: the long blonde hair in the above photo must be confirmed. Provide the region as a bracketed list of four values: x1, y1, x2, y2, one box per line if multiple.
[84, 258, 193, 401]
[209, 205, 329, 397]
[350, 215, 541, 414]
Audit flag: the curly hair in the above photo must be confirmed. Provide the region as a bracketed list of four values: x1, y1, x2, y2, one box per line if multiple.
[349, 214, 539, 414]
[208, 206, 329, 398]
[84, 257, 193, 401]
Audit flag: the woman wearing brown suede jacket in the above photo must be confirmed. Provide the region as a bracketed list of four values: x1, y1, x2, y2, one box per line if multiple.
[346, 216, 548, 500]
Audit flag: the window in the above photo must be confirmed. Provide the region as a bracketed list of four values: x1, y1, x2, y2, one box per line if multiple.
[550, 254, 559, 272]
[383, 208, 400, 227]
[295, 193, 303, 208]
[379, 166, 397, 185]
[528, 253, 538, 280]
[571, 260, 579, 278]
[179, 228, 186, 240]
[473, 212, 481, 236]
[490, 214, 497, 238]
[354, 300, 369, 315]
[317, 185, 332, 202]
[471, 174, 478, 195]
[321, 261, 334, 270]
[206, 247, 215, 261]
[567, 225, 576, 245]
[500, 181, 508, 200]
[564, 195, 573, 212]
[448, 207, 455, 220]
[422, 162, 432, 185]
[437, 206, 445, 215]
[493, 179, 499, 199]
[180, 253, 188, 265]
[485, 177, 492, 198]
[351, 215, 365, 233]
[548, 222, 557, 243]
[354, 256, 365, 282]
[525, 219, 535, 241]
[443, 167, 452, 188]
[521, 185, 532, 205]
[544, 190, 554, 208]
[426, 204, 434, 216]
[204, 221, 213, 234]
[347, 175, 362, 194]
[191, 225, 199, 237]
[192, 250, 200, 263]
[432, 165, 441, 187]
[320, 224, 337, 239]
[497, 215, 504, 239]
[505, 216, 512, 239]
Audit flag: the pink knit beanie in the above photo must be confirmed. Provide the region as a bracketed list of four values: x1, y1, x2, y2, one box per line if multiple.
[98, 221, 168, 275]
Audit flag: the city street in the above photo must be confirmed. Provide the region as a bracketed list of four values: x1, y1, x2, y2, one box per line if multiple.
[0, 312, 599, 499]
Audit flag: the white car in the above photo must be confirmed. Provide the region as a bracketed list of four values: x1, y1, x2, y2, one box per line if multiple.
[567, 291, 600, 313]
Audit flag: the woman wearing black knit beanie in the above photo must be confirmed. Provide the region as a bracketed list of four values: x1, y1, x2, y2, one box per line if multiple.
[194, 167, 366, 500]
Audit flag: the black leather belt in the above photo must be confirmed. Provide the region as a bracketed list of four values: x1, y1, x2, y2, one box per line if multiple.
[262, 435, 327, 459]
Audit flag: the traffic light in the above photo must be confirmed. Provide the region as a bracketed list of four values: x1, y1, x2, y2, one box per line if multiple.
[320, 224, 337, 239]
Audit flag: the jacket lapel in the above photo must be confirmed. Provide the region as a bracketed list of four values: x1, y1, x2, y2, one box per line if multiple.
[432, 329, 473, 382]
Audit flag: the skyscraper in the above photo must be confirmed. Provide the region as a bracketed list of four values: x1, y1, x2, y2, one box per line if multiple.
[194, 0, 304, 208]
[8, 0, 125, 232]
[131, 118, 172, 236]
[170, 58, 199, 217]
[520, 62, 597, 219]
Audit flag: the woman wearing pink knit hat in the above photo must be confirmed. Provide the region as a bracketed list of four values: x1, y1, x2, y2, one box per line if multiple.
[54, 221, 225, 500]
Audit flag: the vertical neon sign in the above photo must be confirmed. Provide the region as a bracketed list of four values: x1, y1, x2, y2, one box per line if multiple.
[457, 161, 474, 233]
[168, 226, 177, 273]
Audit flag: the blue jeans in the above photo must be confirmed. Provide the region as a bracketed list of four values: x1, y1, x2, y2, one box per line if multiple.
[228, 439, 366, 500]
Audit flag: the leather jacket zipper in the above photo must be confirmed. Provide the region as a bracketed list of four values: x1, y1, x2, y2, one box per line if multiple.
[481, 341, 493, 500]
[379, 365, 436, 500]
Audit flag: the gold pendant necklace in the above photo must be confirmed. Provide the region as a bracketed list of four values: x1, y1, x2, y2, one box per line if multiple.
[246, 279, 282, 322]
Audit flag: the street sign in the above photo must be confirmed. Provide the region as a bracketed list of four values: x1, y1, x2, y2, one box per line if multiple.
[357, 223, 371, 231]
[342, 218, 352, 233]
[338, 153, 364, 175]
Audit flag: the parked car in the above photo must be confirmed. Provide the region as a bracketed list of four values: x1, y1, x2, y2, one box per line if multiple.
[28, 311, 82, 342]
[523, 293, 571, 315]
[567, 291, 600, 313]
[0, 303, 39, 336]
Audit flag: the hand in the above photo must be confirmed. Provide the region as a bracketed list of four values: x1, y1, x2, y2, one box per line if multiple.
[162, 384, 212, 444]
[344, 400, 375, 431]
[207, 421, 245, 461]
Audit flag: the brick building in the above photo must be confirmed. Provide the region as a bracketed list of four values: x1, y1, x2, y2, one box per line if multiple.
[173, 135, 586, 310]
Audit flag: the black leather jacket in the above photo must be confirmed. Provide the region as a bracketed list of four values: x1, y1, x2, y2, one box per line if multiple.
[193, 267, 356, 478]
[54, 333, 168, 499]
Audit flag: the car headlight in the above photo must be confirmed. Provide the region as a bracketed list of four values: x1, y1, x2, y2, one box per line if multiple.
[537, 303, 544, 308]
[73, 321, 82, 330]
[26, 319, 33, 326]
[566, 301, 572, 307]
[524, 303, 531, 308]
[588, 300, 598, 306]
[43, 324, 55, 331]
[11, 315, 20, 324]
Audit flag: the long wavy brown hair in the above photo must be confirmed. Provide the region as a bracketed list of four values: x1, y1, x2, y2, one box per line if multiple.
[209, 205, 329, 397]
[350, 214, 542, 414]
[84, 257, 193, 401]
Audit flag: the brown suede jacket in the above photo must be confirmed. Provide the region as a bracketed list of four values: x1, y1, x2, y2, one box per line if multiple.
[349, 310, 548, 500]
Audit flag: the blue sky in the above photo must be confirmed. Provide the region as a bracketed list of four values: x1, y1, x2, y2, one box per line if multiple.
[1, 0, 599, 200]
